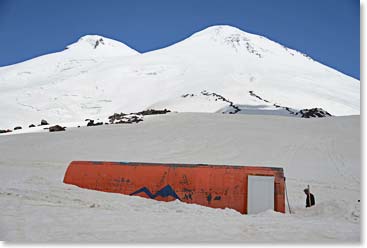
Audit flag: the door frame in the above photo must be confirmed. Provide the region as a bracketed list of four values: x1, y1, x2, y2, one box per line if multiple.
[246, 175, 275, 214]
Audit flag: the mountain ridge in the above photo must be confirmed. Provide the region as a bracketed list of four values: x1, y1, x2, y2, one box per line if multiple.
[0, 25, 360, 130]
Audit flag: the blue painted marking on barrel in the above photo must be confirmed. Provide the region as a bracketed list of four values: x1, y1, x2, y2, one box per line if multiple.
[130, 185, 181, 200]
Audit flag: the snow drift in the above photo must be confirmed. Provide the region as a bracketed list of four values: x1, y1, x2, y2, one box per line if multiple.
[0, 113, 360, 242]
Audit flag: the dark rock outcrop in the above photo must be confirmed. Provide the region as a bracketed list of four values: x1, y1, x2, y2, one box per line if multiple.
[49, 125, 66, 132]
[297, 108, 332, 118]
[201, 90, 240, 114]
[39, 119, 49, 126]
[108, 113, 127, 124]
[182, 93, 195, 98]
[248, 90, 332, 118]
[14, 126, 22, 130]
[0, 129, 12, 134]
[108, 109, 170, 125]
[114, 115, 143, 124]
[87, 120, 103, 127]
[135, 109, 171, 116]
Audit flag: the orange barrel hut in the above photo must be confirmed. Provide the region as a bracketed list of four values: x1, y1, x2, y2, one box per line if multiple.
[63, 161, 285, 214]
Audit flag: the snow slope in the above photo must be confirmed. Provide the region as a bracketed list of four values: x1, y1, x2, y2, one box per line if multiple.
[0, 25, 360, 130]
[0, 113, 360, 242]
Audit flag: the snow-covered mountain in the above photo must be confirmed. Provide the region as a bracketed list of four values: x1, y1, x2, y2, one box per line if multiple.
[0, 25, 360, 129]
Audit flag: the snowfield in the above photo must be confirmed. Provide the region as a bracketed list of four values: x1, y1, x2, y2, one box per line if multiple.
[0, 113, 360, 242]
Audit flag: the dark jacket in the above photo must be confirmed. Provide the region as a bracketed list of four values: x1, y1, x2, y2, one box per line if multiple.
[306, 193, 315, 207]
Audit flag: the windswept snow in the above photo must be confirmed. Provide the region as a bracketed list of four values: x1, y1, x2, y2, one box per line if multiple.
[0, 113, 360, 242]
[0, 25, 360, 130]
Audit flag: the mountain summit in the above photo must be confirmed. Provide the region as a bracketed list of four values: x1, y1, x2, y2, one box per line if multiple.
[165, 25, 308, 58]
[0, 25, 360, 129]
[65, 35, 139, 57]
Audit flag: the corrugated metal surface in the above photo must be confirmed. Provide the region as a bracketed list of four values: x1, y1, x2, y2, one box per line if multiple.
[63, 161, 285, 214]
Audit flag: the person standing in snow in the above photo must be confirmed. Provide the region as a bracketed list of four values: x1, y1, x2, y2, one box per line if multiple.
[304, 188, 315, 208]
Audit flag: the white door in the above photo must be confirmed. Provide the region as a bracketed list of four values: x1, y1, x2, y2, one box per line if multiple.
[247, 175, 274, 214]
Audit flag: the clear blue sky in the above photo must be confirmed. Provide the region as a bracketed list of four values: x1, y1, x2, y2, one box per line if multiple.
[0, 0, 360, 79]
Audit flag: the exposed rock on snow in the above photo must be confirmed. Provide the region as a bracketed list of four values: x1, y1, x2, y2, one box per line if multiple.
[108, 109, 170, 124]
[93, 38, 104, 49]
[297, 108, 332, 118]
[48, 125, 66, 132]
[201, 90, 241, 114]
[135, 109, 171, 116]
[86, 119, 103, 127]
[248, 90, 332, 118]
[113, 115, 143, 124]
[40, 119, 49, 126]
[108, 112, 127, 123]
[108, 113, 144, 124]
[0, 129, 12, 133]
